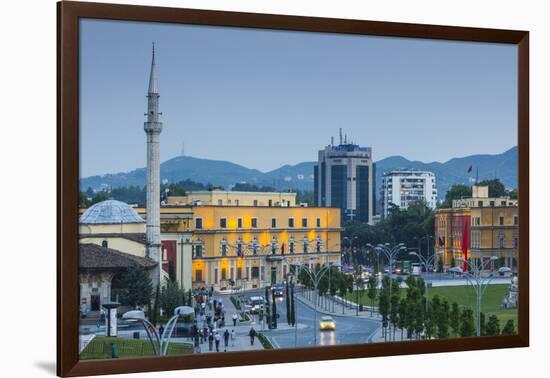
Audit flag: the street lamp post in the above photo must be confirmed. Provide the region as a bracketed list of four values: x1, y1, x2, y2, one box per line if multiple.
[409, 250, 442, 313]
[367, 243, 407, 341]
[122, 306, 194, 356]
[448, 257, 511, 336]
[291, 259, 329, 346]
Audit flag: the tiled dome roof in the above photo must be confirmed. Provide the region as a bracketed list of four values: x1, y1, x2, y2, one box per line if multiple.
[79, 200, 145, 224]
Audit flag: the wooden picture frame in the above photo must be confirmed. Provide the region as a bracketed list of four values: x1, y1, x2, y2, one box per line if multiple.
[58, 1, 529, 376]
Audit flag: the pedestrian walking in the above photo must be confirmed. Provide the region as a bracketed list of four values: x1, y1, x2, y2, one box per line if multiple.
[248, 327, 256, 345]
[208, 333, 214, 351]
[224, 329, 229, 348]
[230, 329, 236, 347]
[214, 332, 221, 352]
[232, 313, 238, 326]
[202, 326, 208, 343]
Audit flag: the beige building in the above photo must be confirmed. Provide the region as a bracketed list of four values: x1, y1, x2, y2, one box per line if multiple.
[435, 185, 519, 271]
[78, 200, 158, 313]
[166, 190, 297, 207]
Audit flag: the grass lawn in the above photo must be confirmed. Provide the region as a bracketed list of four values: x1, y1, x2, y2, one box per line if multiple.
[345, 284, 517, 331]
[80, 336, 193, 360]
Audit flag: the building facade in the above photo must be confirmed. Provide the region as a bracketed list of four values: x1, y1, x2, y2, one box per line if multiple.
[380, 170, 437, 218]
[314, 133, 375, 224]
[435, 185, 519, 271]
[167, 190, 296, 207]
[136, 196, 342, 290]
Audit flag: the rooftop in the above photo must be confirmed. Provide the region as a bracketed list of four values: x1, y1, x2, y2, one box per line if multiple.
[79, 243, 156, 270]
[80, 200, 145, 225]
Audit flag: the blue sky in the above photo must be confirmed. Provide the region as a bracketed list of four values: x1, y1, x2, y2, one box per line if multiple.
[80, 19, 517, 177]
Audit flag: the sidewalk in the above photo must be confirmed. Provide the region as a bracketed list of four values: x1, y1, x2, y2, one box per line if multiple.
[296, 288, 381, 320]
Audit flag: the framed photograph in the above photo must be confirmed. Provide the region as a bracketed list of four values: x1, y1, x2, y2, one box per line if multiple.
[57, 1, 529, 376]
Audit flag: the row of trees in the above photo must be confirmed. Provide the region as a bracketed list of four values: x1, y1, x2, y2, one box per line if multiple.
[373, 275, 515, 340]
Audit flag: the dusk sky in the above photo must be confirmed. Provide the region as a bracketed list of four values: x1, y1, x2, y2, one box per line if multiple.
[80, 19, 517, 178]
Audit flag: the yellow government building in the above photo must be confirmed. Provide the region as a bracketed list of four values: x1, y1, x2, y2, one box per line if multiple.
[80, 190, 342, 293]
[153, 190, 342, 290]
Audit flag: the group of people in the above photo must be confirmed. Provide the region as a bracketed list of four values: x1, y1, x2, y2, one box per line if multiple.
[190, 290, 244, 352]
[155, 288, 259, 353]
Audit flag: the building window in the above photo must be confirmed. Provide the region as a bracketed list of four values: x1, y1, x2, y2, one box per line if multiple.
[513, 237, 519, 249]
[218, 199, 223, 206]
[290, 242, 295, 254]
[251, 267, 260, 279]
[194, 245, 203, 258]
[260, 266, 265, 280]
[195, 218, 203, 229]
[316, 218, 321, 228]
[268, 199, 273, 207]
[101, 240, 108, 248]
[235, 199, 240, 206]
[499, 216, 504, 225]
[501, 200, 506, 206]
[251, 218, 257, 228]
[221, 268, 227, 281]
[302, 218, 308, 228]
[272, 218, 277, 228]
[316, 239, 321, 252]
[498, 234, 505, 248]
[288, 218, 295, 228]
[490, 201, 495, 207]
[237, 267, 242, 280]
[220, 218, 227, 228]
[514, 216, 518, 225]
[221, 240, 228, 256]
[478, 201, 483, 207]
[253, 200, 258, 207]
[237, 218, 243, 228]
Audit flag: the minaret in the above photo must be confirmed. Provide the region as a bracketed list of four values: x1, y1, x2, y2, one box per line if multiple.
[144, 43, 162, 286]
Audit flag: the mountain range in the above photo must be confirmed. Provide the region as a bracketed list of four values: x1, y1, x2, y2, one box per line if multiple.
[80, 146, 518, 201]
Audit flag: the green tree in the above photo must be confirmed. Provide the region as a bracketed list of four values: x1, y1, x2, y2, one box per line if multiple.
[397, 299, 407, 340]
[441, 184, 472, 208]
[117, 264, 153, 308]
[436, 258, 444, 273]
[366, 275, 378, 316]
[486, 315, 500, 336]
[459, 308, 476, 337]
[151, 285, 160, 326]
[479, 312, 487, 336]
[450, 302, 460, 337]
[160, 279, 184, 317]
[501, 319, 516, 335]
[437, 299, 450, 339]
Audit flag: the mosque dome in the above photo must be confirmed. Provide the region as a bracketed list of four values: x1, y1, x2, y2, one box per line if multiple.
[80, 200, 145, 224]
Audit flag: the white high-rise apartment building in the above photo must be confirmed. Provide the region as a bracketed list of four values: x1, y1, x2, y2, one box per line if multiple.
[380, 170, 437, 218]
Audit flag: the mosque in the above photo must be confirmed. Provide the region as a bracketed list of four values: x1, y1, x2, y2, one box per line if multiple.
[79, 45, 164, 314]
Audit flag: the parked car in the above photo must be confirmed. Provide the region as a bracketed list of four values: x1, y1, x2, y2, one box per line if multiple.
[319, 316, 336, 331]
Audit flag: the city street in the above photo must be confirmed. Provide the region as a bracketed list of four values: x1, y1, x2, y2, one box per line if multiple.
[241, 290, 380, 349]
